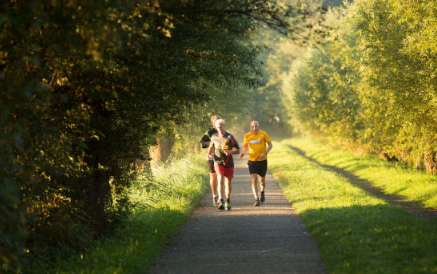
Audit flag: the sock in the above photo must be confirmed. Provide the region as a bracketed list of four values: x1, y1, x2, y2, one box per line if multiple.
[226, 198, 230, 203]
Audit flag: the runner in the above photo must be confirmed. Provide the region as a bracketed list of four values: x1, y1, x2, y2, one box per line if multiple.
[200, 115, 221, 206]
[240, 121, 273, 206]
[207, 119, 240, 210]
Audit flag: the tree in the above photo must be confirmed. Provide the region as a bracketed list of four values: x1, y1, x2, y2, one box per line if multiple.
[282, 0, 437, 172]
[1, 0, 315, 272]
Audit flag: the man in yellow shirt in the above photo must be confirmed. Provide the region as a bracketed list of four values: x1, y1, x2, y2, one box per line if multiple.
[240, 121, 273, 206]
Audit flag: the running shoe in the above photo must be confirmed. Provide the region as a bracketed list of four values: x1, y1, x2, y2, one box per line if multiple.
[254, 198, 260, 206]
[225, 202, 231, 210]
[217, 200, 225, 210]
[213, 196, 218, 207]
[260, 192, 265, 203]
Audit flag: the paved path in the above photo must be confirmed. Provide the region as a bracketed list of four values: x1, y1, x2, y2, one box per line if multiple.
[148, 158, 328, 274]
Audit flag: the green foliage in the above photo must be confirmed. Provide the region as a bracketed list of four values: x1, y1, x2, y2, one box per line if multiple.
[249, 0, 333, 136]
[282, 0, 437, 172]
[53, 155, 208, 274]
[0, 182, 27, 274]
[322, 0, 351, 7]
[351, 0, 437, 170]
[289, 7, 363, 143]
[1, 0, 313, 272]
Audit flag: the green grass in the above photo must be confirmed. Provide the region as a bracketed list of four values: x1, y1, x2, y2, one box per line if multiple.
[288, 138, 437, 208]
[53, 156, 209, 274]
[269, 138, 437, 274]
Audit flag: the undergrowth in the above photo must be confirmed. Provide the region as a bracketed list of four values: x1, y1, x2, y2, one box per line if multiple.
[49, 155, 208, 274]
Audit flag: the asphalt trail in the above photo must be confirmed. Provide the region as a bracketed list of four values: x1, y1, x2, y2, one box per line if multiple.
[148, 158, 328, 274]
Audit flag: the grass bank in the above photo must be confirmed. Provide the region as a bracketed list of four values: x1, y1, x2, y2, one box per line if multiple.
[54, 156, 209, 274]
[287, 138, 437, 208]
[268, 138, 437, 274]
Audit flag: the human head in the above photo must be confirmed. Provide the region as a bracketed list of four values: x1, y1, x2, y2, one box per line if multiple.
[211, 115, 221, 128]
[250, 120, 259, 134]
[215, 119, 226, 136]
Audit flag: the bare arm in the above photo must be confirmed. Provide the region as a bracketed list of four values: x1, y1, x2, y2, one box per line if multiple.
[224, 148, 240, 156]
[207, 143, 214, 160]
[260, 141, 273, 159]
[240, 143, 248, 158]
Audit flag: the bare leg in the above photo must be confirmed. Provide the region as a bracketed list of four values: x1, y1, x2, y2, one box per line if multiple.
[224, 177, 233, 210]
[260, 175, 266, 193]
[210, 172, 218, 196]
[217, 173, 225, 201]
[225, 177, 232, 200]
[251, 173, 259, 199]
[260, 175, 266, 203]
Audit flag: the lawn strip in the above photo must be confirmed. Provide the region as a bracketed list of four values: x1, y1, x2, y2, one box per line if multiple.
[286, 143, 437, 221]
[269, 139, 437, 274]
[286, 138, 437, 209]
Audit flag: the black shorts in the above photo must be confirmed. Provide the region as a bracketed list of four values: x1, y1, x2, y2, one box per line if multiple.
[248, 160, 267, 177]
[207, 160, 216, 173]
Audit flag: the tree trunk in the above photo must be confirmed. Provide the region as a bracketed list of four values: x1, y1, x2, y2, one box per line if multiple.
[90, 170, 109, 237]
[85, 142, 109, 238]
[131, 146, 151, 172]
[150, 135, 175, 164]
[424, 150, 437, 174]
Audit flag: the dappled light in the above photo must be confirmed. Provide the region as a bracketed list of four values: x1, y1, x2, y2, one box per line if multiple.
[2, 0, 437, 273]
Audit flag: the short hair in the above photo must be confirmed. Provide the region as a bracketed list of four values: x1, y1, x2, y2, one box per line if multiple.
[215, 119, 225, 127]
[211, 115, 221, 127]
[250, 120, 259, 126]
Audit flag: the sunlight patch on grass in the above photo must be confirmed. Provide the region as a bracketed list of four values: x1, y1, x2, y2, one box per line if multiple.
[54, 155, 209, 274]
[269, 138, 437, 274]
[286, 138, 437, 209]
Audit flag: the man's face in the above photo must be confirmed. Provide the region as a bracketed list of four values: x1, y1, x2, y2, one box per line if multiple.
[215, 121, 226, 136]
[250, 122, 259, 134]
[212, 119, 218, 129]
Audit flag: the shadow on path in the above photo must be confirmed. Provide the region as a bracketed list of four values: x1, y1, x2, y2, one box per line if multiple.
[147, 158, 328, 274]
[288, 145, 437, 221]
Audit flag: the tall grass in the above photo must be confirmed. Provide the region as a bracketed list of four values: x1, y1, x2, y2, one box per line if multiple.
[269, 138, 437, 274]
[53, 155, 209, 274]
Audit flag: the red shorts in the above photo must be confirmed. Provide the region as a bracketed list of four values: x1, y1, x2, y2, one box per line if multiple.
[215, 164, 234, 179]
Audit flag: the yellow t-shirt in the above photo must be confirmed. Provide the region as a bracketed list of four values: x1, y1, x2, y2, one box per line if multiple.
[243, 130, 271, 162]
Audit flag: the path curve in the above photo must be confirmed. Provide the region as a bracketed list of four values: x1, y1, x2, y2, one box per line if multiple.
[148, 158, 328, 274]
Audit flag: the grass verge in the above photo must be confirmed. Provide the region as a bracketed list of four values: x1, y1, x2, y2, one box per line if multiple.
[286, 138, 437, 208]
[53, 155, 209, 274]
[269, 138, 437, 274]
